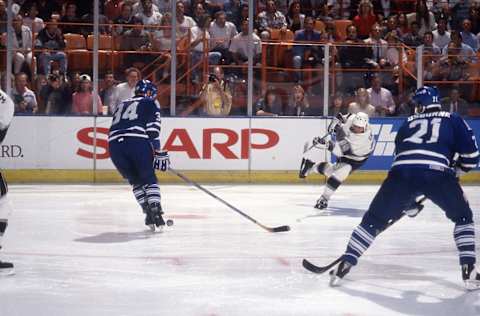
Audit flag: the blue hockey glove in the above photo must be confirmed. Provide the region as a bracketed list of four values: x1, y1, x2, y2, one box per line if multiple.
[153, 151, 170, 172]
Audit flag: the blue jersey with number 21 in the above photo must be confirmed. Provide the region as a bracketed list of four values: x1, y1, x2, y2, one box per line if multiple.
[392, 111, 479, 172]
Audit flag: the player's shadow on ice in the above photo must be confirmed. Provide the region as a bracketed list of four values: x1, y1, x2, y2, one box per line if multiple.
[297, 204, 365, 218]
[336, 262, 480, 316]
[74, 231, 155, 244]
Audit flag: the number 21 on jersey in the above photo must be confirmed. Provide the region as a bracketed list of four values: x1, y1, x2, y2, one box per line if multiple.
[404, 118, 442, 144]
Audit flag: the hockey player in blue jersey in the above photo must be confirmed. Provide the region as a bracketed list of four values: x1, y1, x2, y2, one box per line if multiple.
[108, 80, 170, 231]
[306, 86, 480, 290]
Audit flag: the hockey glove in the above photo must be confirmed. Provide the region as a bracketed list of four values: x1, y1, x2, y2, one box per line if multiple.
[153, 151, 170, 172]
[312, 137, 334, 151]
[328, 117, 342, 134]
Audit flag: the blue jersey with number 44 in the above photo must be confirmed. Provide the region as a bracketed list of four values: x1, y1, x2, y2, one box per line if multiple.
[109, 96, 161, 150]
[392, 111, 479, 172]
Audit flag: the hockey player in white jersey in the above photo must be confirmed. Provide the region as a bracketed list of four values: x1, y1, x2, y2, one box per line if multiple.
[299, 112, 374, 210]
[0, 89, 15, 275]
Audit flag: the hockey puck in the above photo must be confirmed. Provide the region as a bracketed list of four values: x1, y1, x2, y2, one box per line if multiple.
[166, 219, 174, 226]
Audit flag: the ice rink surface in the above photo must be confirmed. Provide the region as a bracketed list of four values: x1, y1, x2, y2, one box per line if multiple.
[1, 184, 480, 316]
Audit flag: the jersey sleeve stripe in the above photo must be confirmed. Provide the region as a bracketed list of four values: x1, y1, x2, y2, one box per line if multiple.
[395, 150, 450, 164]
[146, 122, 161, 128]
[392, 160, 449, 169]
[460, 163, 478, 168]
[460, 152, 479, 158]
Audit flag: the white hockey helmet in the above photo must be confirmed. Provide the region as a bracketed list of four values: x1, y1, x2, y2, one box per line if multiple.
[351, 112, 369, 132]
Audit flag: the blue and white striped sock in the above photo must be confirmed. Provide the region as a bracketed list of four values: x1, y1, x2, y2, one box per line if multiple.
[343, 224, 376, 265]
[145, 183, 161, 206]
[133, 184, 147, 207]
[454, 223, 476, 265]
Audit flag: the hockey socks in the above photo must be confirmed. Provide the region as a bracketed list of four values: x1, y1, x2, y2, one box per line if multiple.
[454, 223, 476, 265]
[343, 224, 376, 266]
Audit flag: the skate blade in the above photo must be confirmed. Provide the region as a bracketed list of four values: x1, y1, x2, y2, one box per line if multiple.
[465, 280, 480, 291]
[329, 270, 342, 287]
[148, 224, 155, 232]
[0, 268, 15, 276]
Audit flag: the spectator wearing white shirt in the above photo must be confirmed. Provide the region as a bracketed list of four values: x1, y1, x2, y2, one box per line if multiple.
[229, 19, 262, 65]
[176, 1, 197, 37]
[111, 68, 141, 111]
[135, 0, 163, 33]
[133, 0, 160, 16]
[22, 2, 44, 34]
[460, 18, 479, 52]
[209, 11, 237, 64]
[11, 72, 37, 113]
[367, 74, 396, 116]
[406, 0, 437, 37]
[432, 17, 451, 50]
[9, 14, 33, 75]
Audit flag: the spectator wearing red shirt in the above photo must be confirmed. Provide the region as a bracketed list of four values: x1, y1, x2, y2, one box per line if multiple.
[72, 74, 103, 115]
[352, 0, 377, 40]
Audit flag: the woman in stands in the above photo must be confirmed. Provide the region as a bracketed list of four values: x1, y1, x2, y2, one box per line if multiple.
[352, 0, 377, 40]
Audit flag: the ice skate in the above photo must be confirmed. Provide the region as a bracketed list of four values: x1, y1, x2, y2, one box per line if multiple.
[314, 196, 328, 211]
[0, 260, 14, 276]
[299, 158, 315, 178]
[329, 260, 352, 287]
[462, 264, 480, 291]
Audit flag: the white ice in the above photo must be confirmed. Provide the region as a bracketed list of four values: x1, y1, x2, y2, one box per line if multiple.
[1, 184, 480, 316]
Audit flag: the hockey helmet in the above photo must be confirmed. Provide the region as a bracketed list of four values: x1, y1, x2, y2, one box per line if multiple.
[351, 112, 369, 133]
[412, 86, 441, 113]
[135, 79, 158, 100]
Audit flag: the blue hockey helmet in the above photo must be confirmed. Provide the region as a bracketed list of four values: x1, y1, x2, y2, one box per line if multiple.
[412, 86, 441, 113]
[135, 79, 157, 100]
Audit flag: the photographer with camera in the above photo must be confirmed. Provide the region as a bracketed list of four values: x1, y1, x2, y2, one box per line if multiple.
[200, 66, 232, 116]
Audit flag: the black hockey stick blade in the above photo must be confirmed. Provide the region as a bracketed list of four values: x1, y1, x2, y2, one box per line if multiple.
[271, 225, 291, 232]
[302, 257, 342, 274]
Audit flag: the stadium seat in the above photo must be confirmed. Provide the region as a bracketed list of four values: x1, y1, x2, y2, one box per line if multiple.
[87, 34, 114, 73]
[314, 20, 325, 33]
[269, 29, 294, 67]
[334, 20, 352, 41]
[64, 33, 91, 72]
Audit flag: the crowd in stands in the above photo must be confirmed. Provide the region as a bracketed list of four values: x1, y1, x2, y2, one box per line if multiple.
[0, 0, 479, 117]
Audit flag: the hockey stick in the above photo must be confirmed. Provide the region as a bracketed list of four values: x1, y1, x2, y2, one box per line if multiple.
[303, 132, 331, 154]
[169, 168, 291, 233]
[302, 196, 428, 274]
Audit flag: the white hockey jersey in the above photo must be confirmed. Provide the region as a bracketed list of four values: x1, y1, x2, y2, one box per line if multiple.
[0, 89, 15, 143]
[332, 115, 374, 162]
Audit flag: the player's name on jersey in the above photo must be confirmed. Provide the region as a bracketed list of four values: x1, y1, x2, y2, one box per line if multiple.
[408, 111, 451, 122]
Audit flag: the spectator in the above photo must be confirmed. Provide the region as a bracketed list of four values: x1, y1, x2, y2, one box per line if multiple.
[156, 0, 172, 14]
[442, 30, 476, 64]
[192, 2, 206, 25]
[438, 42, 470, 81]
[367, 73, 396, 116]
[176, 1, 196, 37]
[364, 23, 388, 68]
[111, 67, 141, 110]
[120, 18, 153, 68]
[407, 0, 436, 37]
[328, 0, 351, 19]
[113, 2, 134, 36]
[316, 2, 334, 23]
[292, 16, 322, 82]
[419, 31, 442, 56]
[468, 4, 480, 34]
[0, 0, 6, 34]
[32, 0, 61, 21]
[330, 93, 348, 116]
[69, 71, 82, 93]
[338, 25, 373, 68]
[460, 19, 479, 52]
[432, 17, 451, 50]
[81, 4, 110, 36]
[208, 0, 226, 15]
[385, 31, 407, 67]
[60, 2, 81, 34]
[22, 2, 44, 33]
[255, 87, 282, 116]
[133, 0, 160, 16]
[353, 0, 377, 40]
[100, 71, 117, 114]
[435, 0, 451, 24]
[286, 0, 305, 33]
[153, 12, 174, 50]
[441, 88, 469, 115]
[35, 15, 67, 76]
[9, 14, 33, 75]
[285, 84, 314, 116]
[72, 74, 103, 115]
[190, 14, 221, 81]
[200, 66, 232, 115]
[233, 3, 249, 32]
[419, 31, 442, 80]
[348, 87, 376, 117]
[256, 0, 287, 40]
[104, 0, 124, 21]
[401, 21, 423, 47]
[451, 0, 471, 30]
[11, 72, 37, 113]
[135, 0, 163, 33]
[396, 91, 416, 116]
[229, 19, 262, 66]
[209, 11, 237, 64]
[40, 73, 72, 114]
[395, 13, 410, 38]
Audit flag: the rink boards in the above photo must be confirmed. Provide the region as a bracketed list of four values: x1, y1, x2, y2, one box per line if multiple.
[1, 116, 479, 183]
